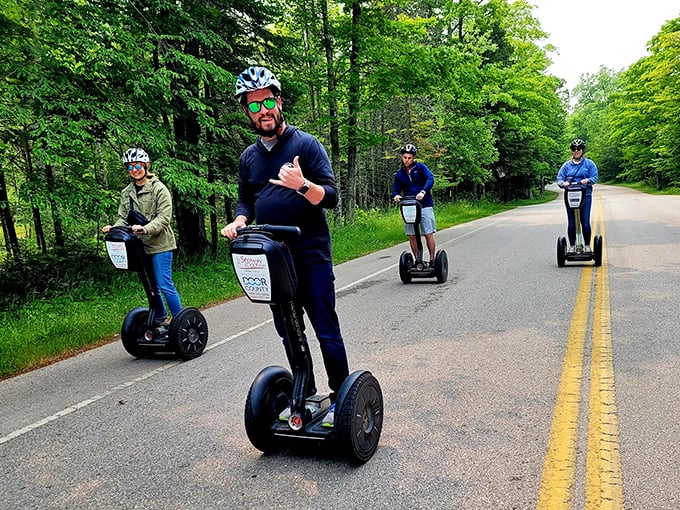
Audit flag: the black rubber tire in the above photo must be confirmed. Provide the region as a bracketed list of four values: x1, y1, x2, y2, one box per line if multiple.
[399, 251, 413, 283]
[169, 307, 208, 360]
[120, 307, 152, 358]
[434, 250, 448, 283]
[335, 372, 383, 464]
[244, 366, 294, 453]
[593, 235, 603, 267]
[557, 237, 567, 267]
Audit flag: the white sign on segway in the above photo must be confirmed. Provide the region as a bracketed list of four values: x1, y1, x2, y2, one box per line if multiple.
[232, 253, 272, 301]
[566, 189, 583, 208]
[105, 241, 129, 270]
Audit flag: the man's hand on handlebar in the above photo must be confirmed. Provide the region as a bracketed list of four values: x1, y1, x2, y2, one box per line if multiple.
[221, 216, 248, 239]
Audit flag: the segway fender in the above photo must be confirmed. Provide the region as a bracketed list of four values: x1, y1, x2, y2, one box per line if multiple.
[122, 307, 150, 334]
[248, 365, 293, 419]
[334, 370, 367, 413]
[120, 307, 151, 358]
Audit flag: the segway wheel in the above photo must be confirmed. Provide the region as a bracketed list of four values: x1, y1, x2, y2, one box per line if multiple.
[399, 251, 413, 284]
[434, 250, 448, 283]
[557, 237, 567, 267]
[593, 235, 603, 267]
[335, 371, 383, 464]
[244, 366, 294, 453]
[120, 307, 153, 358]
[169, 307, 208, 360]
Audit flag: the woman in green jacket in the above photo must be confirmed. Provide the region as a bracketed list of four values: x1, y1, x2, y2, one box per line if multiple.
[102, 148, 181, 328]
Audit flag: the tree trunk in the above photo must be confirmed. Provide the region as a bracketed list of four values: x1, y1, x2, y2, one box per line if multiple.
[32, 207, 46, 253]
[44, 163, 64, 248]
[0, 167, 21, 261]
[320, 0, 342, 224]
[21, 134, 46, 252]
[172, 39, 207, 258]
[343, 1, 361, 224]
[205, 83, 218, 258]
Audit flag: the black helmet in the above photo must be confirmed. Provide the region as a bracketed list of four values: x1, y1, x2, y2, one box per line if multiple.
[570, 139, 586, 152]
[400, 143, 417, 156]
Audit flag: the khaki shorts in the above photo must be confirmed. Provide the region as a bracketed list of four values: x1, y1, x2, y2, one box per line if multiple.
[404, 207, 436, 235]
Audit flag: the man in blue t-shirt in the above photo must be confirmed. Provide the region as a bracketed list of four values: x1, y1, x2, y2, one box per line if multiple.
[557, 138, 599, 253]
[221, 66, 348, 428]
[391, 144, 438, 265]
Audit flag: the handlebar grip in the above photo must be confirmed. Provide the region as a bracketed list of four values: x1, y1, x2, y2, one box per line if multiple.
[236, 224, 301, 239]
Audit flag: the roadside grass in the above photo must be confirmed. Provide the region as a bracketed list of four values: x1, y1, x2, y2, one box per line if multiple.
[0, 192, 556, 379]
[613, 181, 680, 195]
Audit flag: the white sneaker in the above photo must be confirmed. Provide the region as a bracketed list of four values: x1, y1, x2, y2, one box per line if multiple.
[322, 403, 336, 428]
[584, 246, 591, 253]
[278, 407, 291, 422]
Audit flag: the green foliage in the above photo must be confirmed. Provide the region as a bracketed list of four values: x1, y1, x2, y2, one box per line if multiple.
[570, 17, 680, 189]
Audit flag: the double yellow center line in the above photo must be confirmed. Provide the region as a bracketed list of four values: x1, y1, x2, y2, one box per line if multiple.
[537, 194, 624, 509]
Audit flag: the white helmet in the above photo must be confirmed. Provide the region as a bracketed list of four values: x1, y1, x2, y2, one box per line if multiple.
[400, 143, 417, 156]
[235, 66, 282, 101]
[122, 148, 150, 163]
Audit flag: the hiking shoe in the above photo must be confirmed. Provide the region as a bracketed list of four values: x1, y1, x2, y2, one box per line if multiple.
[279, 407, 291, 422]
[322, 403, 336, 428]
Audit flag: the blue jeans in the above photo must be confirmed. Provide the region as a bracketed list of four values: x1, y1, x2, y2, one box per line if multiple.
[270, 260, 349, 395]
[150, 250, 182, 322]
[565, 193, 592, 246]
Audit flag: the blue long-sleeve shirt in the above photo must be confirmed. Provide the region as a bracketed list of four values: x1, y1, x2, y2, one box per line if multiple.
[557, 158, 599, 195]
[391, 162, 435, 207]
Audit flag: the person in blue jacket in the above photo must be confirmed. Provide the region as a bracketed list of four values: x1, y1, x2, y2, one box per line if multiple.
[221, 66, 348, 428]
[557, 138, 599, 253]
[391, 144, 438, 265]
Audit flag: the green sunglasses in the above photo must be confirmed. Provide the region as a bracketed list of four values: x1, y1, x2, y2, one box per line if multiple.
[247, 97, 277, 113]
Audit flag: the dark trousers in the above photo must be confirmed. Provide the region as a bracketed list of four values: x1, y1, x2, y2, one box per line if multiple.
[270, 260, 349, 395]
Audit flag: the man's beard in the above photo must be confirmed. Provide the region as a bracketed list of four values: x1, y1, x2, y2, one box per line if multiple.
[252, 112, 284, 137]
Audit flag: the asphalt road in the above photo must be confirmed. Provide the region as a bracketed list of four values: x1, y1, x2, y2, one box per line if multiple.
[1, 184, 679, 509]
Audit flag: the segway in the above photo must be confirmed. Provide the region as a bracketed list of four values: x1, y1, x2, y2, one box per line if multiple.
[104, 226, 208, 359]
[229, 224, 383, 464]
[556, 183, 602, 267]
[398, 196, 448, 283]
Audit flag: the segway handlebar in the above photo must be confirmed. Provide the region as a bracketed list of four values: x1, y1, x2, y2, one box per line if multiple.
[236, 224, 301, 241]
[109, 225, 132, 233]
[108, 225, 149, 235]
[559, 179, 592, 190]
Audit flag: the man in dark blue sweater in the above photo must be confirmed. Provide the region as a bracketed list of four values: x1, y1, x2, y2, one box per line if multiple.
[391, 144, 438, 265]
[221, 66, 348, 428]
